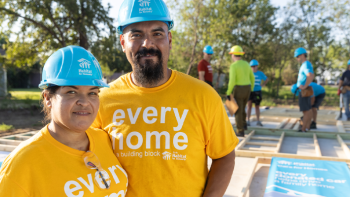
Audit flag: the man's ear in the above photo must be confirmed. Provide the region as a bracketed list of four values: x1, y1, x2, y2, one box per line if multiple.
[43, 92, 52, 108]
[120, 34, 126, 53]
[168, 31, 172, 50]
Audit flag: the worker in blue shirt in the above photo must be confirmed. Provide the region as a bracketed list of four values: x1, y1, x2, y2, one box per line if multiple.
[247, 59, 268, 126]
[291, 82, 325, 129]
[294, 47, 315, 132]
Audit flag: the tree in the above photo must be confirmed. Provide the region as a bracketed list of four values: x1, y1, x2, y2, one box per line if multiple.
[0, 0, 115, 67]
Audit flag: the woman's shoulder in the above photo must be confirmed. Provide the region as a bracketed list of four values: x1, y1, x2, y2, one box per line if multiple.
[0, 129, 47, 174]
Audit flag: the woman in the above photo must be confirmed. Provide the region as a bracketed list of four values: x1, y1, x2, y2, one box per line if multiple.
[0, 46, 128, 196]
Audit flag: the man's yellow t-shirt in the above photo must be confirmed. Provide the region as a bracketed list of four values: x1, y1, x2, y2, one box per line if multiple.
[92, 70, 239, 197]
[0, 126, 128, 197]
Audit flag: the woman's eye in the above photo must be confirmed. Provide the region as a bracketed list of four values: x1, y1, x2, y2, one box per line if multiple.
[89, 92, 98, 96]
[67, 91, 76, 94]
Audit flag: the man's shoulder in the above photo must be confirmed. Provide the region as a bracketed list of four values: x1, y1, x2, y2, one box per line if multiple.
[303, 60, 313, 67]
[175, 71, 219, 96]
[99, 73, 130, 96]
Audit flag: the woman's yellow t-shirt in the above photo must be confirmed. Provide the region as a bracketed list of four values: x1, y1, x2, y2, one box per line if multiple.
[93, 70, 239, 197]
[0, 126, 128, 196]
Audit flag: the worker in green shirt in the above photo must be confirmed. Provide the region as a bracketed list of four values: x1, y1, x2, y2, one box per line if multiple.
[226, 45, 255, 137]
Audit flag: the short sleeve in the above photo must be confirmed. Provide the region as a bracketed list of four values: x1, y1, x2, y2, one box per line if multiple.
[303, 62, 314, 74]
[261, 72, 267, 80]
[0, 175, 29, 197]
[197, 61, 206, 72]
[205, 96, 239, 159]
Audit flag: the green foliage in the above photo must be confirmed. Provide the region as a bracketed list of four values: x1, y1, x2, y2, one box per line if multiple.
[0, 0, 118, 69]
[0, 123, 14, 131]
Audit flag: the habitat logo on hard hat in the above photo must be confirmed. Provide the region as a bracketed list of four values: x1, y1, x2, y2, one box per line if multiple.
[78, 58, 91, 69]
[78, 58, 93, 76]
[139, 0, 150, 7]
[139, 0, 152, 14]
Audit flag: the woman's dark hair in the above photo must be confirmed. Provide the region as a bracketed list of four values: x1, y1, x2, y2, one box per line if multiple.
[41, 86, 60, 123]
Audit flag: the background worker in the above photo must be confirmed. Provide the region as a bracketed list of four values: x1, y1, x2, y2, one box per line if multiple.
[294, 47, 314, 132]
[247, 59, 268, 127]
[338, 60, 350, 120]
[226, 45, 255, 137]
[198, 45, 214, 86]
[292, 82, 325, 129]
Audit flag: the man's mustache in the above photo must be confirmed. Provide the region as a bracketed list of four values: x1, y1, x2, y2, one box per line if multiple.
[135, 48, 162, 61]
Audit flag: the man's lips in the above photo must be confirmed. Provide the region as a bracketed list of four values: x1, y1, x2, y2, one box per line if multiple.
[73, 111, 91, 116]
[140, 54, 157, 59]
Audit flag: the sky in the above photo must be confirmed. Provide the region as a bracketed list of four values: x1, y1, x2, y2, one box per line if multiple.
[102, 0, 293, 24]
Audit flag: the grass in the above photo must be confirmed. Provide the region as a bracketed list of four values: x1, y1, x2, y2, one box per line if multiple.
[0, 88, 41, 110]
[0, 123, 14, 131]
[9, 88, 42, 100]
[219, 85, 340, 108]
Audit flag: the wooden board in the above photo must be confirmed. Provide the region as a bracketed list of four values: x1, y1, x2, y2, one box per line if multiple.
[235, 130, 350, 163]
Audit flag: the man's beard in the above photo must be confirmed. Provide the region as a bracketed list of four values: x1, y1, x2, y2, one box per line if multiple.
[131, 48, 164, 87]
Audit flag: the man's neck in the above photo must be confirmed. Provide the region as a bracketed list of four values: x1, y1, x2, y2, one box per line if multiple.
[233, 58, 241, 62]
[204, 57, 210, 62]
[131, 68, 172, 88]
[301, 59, 307, 64]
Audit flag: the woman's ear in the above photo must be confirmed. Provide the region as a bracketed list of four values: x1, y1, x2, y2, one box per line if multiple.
[43, 92, 52, 108]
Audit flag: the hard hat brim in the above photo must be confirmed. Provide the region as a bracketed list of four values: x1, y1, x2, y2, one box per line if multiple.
[229, 52, 245, 55]
[39, 79, 109, 89]
[118, 18, 174, 34]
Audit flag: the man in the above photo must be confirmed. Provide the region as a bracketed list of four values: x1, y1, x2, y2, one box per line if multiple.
[198, 45, 214, 86]
[92, 0, 239, 196]
[294, 47, 315, 132]
[226, 45, 255, 137]
[291, 82, 325, 129]
[247, 59, 268, 127]
[338, 60, 350, 120]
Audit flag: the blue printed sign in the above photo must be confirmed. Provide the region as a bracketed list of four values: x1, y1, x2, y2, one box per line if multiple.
[264, 157, 350, 197]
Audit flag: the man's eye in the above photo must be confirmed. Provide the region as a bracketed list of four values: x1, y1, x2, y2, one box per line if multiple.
[132, 34, 141, 38]
[67, 91, 76, 94]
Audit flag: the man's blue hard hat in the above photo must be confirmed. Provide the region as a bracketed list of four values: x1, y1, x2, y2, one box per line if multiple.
[294, 47, 307, 58]
[250, 59, 259, 67]
[203, 45, 213, 55]
[38, 46, 109, 89]
[347, 59, 350, 65]
[117, 0, 174, 34]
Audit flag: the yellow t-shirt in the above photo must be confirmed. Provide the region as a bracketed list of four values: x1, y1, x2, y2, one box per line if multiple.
[0, 126, 128, 197]
[92, 70, 239, 197]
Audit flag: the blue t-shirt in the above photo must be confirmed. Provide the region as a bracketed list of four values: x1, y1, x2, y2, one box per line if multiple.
[253, 71, 267, 92]
[310, 82, 325, 96]
[296, 60, 314, 87]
